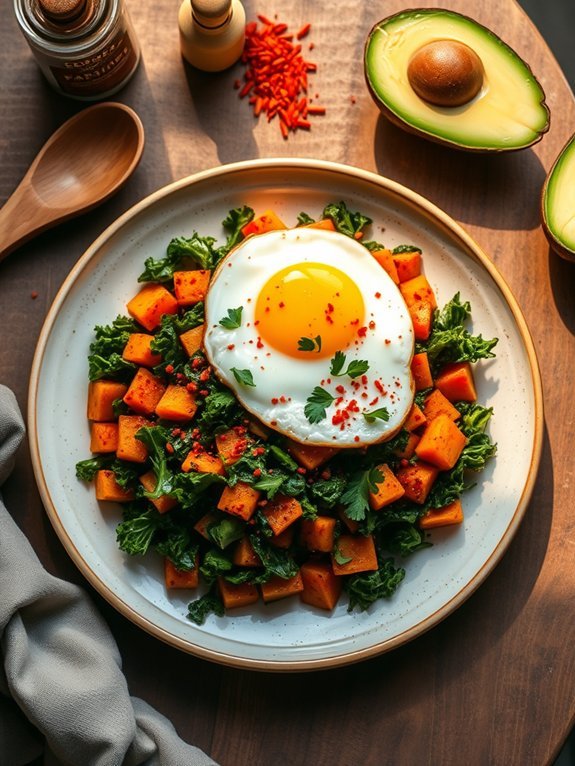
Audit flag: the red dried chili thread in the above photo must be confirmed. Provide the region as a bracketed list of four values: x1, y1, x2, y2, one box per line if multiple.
[237, 17, 325, 138]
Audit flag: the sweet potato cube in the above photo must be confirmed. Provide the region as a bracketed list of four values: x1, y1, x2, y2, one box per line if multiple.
[408, 300, 433, 342]
[262, 494, 303, 536]
[122, 333, 162, 367]
[89, 422, 118, 453]
[241, 209, 287, 237]
[435, 361, 477, 403]
[232, 537, 261, 567]
[123, 367, 166, 416]
[415, 414, 467, 471]
[371, 248, 399, 284]
[127, 283, 178, 331]
[116, 415, 150, 463]
[139, 470, 178, 514]
[303, 218, 337, 231]
[423, 389, 460, 422]
[215, 428, 249, 465]
[179, 324, 204, 357]
[269, 526, 295, 549]
[419, 498, 464, 529]
[285, 438, 338, 470]
[411, 352, 433, 391]
[155, 384, 197, 421]
[404, 402, 427, 432]
[338, 509, 360, 534]
[217, 482, 261, 521]
[87, 380, 128, 421]
[260, 572, 304, 603]
[399, 274, 437, 310]
[173, 270, 211, 307]
[369, 463, 405, 510]
[393, 432, 420, 460]
[300, 559, 343, 610]
[331, 535, 378, 576]
[392, 250, 421, 282]
[95, 469, 135, 502]
[164, 555, 199, 589]
[193, 511, 218, 540]
[218, 577, 259, 609]
[182, 449, 225, 475]
[396, 461, 439, 504]
[300, 516, 337, 553]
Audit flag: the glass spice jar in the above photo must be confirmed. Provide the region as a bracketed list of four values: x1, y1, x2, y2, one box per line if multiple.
[14, 0, 141, 100]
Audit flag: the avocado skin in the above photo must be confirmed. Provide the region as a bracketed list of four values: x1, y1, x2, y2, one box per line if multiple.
[364, 9, 550, 153]
[542, 133, 575, 262]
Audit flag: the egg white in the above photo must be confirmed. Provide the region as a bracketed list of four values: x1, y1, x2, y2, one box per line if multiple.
[203, 227, 415, 447]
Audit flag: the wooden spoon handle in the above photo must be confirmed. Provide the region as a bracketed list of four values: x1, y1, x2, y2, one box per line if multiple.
[0, 184, 54, 262]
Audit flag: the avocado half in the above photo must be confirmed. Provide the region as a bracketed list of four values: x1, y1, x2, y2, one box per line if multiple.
[542, 133, 575, 261]
[364, 8, 550, 152]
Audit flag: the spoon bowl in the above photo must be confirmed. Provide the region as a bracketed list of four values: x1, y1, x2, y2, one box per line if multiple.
[0, 102, 144, 260]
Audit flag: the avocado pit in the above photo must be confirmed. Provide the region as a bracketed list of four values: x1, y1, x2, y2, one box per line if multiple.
[407, 39, 484, 107]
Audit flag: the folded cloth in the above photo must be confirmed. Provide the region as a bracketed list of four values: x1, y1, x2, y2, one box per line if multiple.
[0, 385, 219, 766]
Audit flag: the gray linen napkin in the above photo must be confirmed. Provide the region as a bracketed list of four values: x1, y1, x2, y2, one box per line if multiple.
[0, 385, 219, 766]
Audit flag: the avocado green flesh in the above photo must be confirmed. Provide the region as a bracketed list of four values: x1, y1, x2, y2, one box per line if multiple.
[544, 136, 575, 252]
[365, 9, 549, 150]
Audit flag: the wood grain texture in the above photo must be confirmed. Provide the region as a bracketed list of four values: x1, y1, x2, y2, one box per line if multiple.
[1, 0, 574, 764]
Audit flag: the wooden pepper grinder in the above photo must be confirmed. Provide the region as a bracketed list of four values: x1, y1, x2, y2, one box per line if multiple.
[178, 0, 245, 72]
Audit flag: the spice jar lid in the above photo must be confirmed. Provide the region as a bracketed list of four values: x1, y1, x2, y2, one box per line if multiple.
[38, 0, 87, 23]
[191, 0, 232, 29]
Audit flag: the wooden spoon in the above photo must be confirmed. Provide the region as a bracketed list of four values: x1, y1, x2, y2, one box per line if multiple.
[0, 102, 144, 261]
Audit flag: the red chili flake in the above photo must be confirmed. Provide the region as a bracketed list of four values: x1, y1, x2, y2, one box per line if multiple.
[227, 343, 235, 350]
[325, 315, 334, 324]
[350, 95, 356, 104]
[165, 443, 175, 454]
[165, 364, 175, 374]
[297, 466, 307, 475]
[369, 397, 379, 406]
[326, 303, 334, 313]
[354, 435, 360, 442]
[238, 17, 324, 138]
[375, 292, 381, 299]
[271, 397, 279, 405]
[335, 385, 345, 394]
[369, 321, 376, 330]
[186, 381, 198, 392]
[357, 326, 367, 338]
[30, 291, 38, 299]
[279, 301, 285, 308]
[199, 368, 211, 382]
[253, 468, 262, 477]
[400, 458, 409, 468]
[252, 447, 265, 456]
[257, 338, 264, 349]
[320, 469, 331, 480]
[384, 339, 391, 345]
[296, 22, 311, 39]
[279, 395, 287, 403]
[199, 389, 209, 396]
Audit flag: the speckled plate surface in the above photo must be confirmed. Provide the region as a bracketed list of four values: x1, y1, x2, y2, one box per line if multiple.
[28, 159, 543, 671]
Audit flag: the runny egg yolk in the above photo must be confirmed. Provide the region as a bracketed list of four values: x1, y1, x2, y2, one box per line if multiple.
[254, 261, 365, 359]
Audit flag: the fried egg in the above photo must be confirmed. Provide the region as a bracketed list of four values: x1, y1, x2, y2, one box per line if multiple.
[203, 227, 414, 447]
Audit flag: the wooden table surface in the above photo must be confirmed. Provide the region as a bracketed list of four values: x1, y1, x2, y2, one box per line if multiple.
[1, 0, 574, 764]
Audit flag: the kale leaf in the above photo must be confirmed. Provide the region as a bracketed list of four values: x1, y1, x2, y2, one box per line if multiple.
[88, 315, 137, 381]
[187, 588, 225, 625]
[346, 558, 405, 611]
[323, 201, 372, 238]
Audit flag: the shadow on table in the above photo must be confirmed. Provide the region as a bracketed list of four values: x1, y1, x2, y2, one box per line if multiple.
[372, 114, 546, 233]
[548, 246, 575, 335]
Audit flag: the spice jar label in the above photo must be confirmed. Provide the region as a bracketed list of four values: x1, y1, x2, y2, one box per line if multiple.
[50, 30, 138, 95]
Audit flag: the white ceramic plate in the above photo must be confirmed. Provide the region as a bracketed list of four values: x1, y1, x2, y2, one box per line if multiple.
[28, 159, 543, 671]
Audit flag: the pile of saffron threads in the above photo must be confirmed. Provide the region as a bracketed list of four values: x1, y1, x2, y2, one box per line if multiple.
[234, 15, 326, 139]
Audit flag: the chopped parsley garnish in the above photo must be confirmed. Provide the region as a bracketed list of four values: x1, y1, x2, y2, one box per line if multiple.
[298, 335, 322, 353]
[330, 351, 369, 379]
[231, 367, 255, 387]
[304, 386, 335, 423]
[363, 407, 390, 424]
[341, 466, 383, 522]
[219, 306, 243, 329]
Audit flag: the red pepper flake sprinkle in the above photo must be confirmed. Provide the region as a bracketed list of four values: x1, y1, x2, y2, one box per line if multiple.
[239, 18, 325, 138]
[165, 364, 175, 374]
[30, 291, 38, 300]
[253, 468, 262, 477]
[165, 443, 175, 454]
